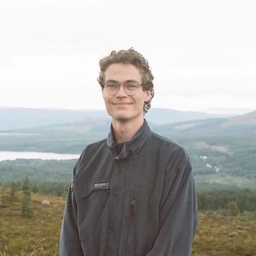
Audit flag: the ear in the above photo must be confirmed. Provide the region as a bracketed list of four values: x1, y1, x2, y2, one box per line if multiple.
[144, 90, 152, 102]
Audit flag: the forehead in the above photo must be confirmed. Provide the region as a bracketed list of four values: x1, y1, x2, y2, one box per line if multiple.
[104, 63, 142, 82]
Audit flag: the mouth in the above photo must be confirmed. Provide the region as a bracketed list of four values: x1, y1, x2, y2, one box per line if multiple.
[113, 102, 132, 106]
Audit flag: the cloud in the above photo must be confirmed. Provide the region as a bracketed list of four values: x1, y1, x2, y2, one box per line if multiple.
[0, 0, 255, 113]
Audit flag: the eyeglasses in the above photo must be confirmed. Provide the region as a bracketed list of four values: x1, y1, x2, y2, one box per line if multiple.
[104, 81, 142, 96]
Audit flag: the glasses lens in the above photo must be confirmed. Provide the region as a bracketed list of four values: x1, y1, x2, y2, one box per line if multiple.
[105, 82, 118, 94]
[105, 82, 140, 95]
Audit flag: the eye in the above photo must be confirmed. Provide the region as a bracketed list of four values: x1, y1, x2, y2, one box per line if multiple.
[125, 82, 139, 90]
[105, 82, 118, 89]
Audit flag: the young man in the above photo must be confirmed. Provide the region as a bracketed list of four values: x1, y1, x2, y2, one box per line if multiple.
[59, 48, 198, 256]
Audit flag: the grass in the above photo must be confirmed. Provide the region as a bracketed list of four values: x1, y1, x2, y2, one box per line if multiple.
[0, 188, 256, 256]
[191, 213, 256, 256]
[0, 189, 65, 255]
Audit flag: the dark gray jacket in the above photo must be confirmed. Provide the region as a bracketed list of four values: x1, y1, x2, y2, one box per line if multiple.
[59, 120, 198, 256]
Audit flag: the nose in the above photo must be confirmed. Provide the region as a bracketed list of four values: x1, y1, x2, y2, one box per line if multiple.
[116, 84, 127, 97]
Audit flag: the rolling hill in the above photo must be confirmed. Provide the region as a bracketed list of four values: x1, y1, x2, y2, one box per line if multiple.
[1, 188, 255, 256]
[153, 110, 256, 135]
[0, 107, 230, 130]
[0, 109, 255, 189]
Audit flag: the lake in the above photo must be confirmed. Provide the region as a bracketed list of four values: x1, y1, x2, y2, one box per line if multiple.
[0, 151, 80, 161]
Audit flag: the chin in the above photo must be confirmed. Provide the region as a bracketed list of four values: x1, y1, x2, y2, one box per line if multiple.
[112, 114, 131, 121]
[107, 108, 128, 118]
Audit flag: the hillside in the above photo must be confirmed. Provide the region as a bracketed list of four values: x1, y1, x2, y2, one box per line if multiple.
[0, 110, 255, 189]
[0, 187, 255, 256]
[0, 107, 110, 130]
[154, 110, 256, 135]
[222, 110, 256, 127]
[154, 111, 256, 186]
[0, 107, 229, 130]
[0, 110, 256, 255]
[0, 189, 65, 255]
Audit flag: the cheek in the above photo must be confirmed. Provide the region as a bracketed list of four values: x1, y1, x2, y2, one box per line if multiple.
[102, 94, 113, 112]
[102, 91, 110, 102]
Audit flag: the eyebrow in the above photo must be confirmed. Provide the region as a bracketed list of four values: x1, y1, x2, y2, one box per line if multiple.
[105, 79, 139, 83]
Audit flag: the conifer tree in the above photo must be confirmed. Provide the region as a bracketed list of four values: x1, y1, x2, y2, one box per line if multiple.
[10, 181, 18, 201]
[21, 176, 33, 217]
[228, 201, 239, 216]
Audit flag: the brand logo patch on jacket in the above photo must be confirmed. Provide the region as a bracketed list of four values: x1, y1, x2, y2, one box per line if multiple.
[93, 182, 110, 190]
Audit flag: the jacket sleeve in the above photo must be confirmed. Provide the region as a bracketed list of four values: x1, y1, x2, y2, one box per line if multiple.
[146, 147, 198, 256]
[59, 166, 84, 256]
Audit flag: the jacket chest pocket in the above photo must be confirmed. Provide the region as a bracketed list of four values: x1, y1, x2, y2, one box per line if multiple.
[75, 184, 110, 240]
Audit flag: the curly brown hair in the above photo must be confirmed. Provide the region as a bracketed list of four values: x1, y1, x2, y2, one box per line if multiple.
[97, 48, 154, 113]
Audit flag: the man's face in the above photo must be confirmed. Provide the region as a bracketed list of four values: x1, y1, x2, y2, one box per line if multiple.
[102, 63, 151, 122]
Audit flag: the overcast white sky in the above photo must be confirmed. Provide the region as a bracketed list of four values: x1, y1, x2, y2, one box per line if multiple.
[0, 0, 255, 114]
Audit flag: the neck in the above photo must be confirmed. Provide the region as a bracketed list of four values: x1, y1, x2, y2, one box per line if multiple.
[112, 118, 144, 143]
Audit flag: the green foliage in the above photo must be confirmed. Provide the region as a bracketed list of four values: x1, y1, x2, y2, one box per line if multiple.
[197, 188, 256, 213]
[10, 182, 18, 201]
[1, 159, 256, 212]
[0, 187, 256, 256]
[228, 201, 239, 216]
[1, 113, 256, 187]
[0, 186, 7, 208]
[21, 177, 33, 217]
[1, 109, 256, 254]
[0, 187, 64, 255]
[191, 213, 256, 256]
[0, 235, 9, 253]
[31, 185, 39, 193]
[0, 159, 74, 197]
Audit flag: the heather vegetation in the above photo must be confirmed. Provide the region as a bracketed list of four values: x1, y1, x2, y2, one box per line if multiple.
[0, 183, 255, 256]
[0, 184, 64, 256]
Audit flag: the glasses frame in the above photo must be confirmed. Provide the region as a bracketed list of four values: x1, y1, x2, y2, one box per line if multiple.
[104, 81, 143, 96]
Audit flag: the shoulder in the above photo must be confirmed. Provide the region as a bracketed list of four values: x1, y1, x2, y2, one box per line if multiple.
[150, 131, 187, 153]
[149, 131, 191, 168]
[80, 138, 107, 156]
[73, 138, 107, 174]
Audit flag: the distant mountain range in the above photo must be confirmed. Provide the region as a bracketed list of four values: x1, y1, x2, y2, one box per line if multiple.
[153, 110, 256, 136]
[1, 107, 256, 137]
[0, 107, 233, 130]
[0, 107, 255, 188]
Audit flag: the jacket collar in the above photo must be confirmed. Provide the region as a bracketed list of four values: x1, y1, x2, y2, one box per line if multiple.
[107, 119, 151, 160]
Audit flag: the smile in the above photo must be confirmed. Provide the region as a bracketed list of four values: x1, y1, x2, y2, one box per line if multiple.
[113, 102, 132, 106]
